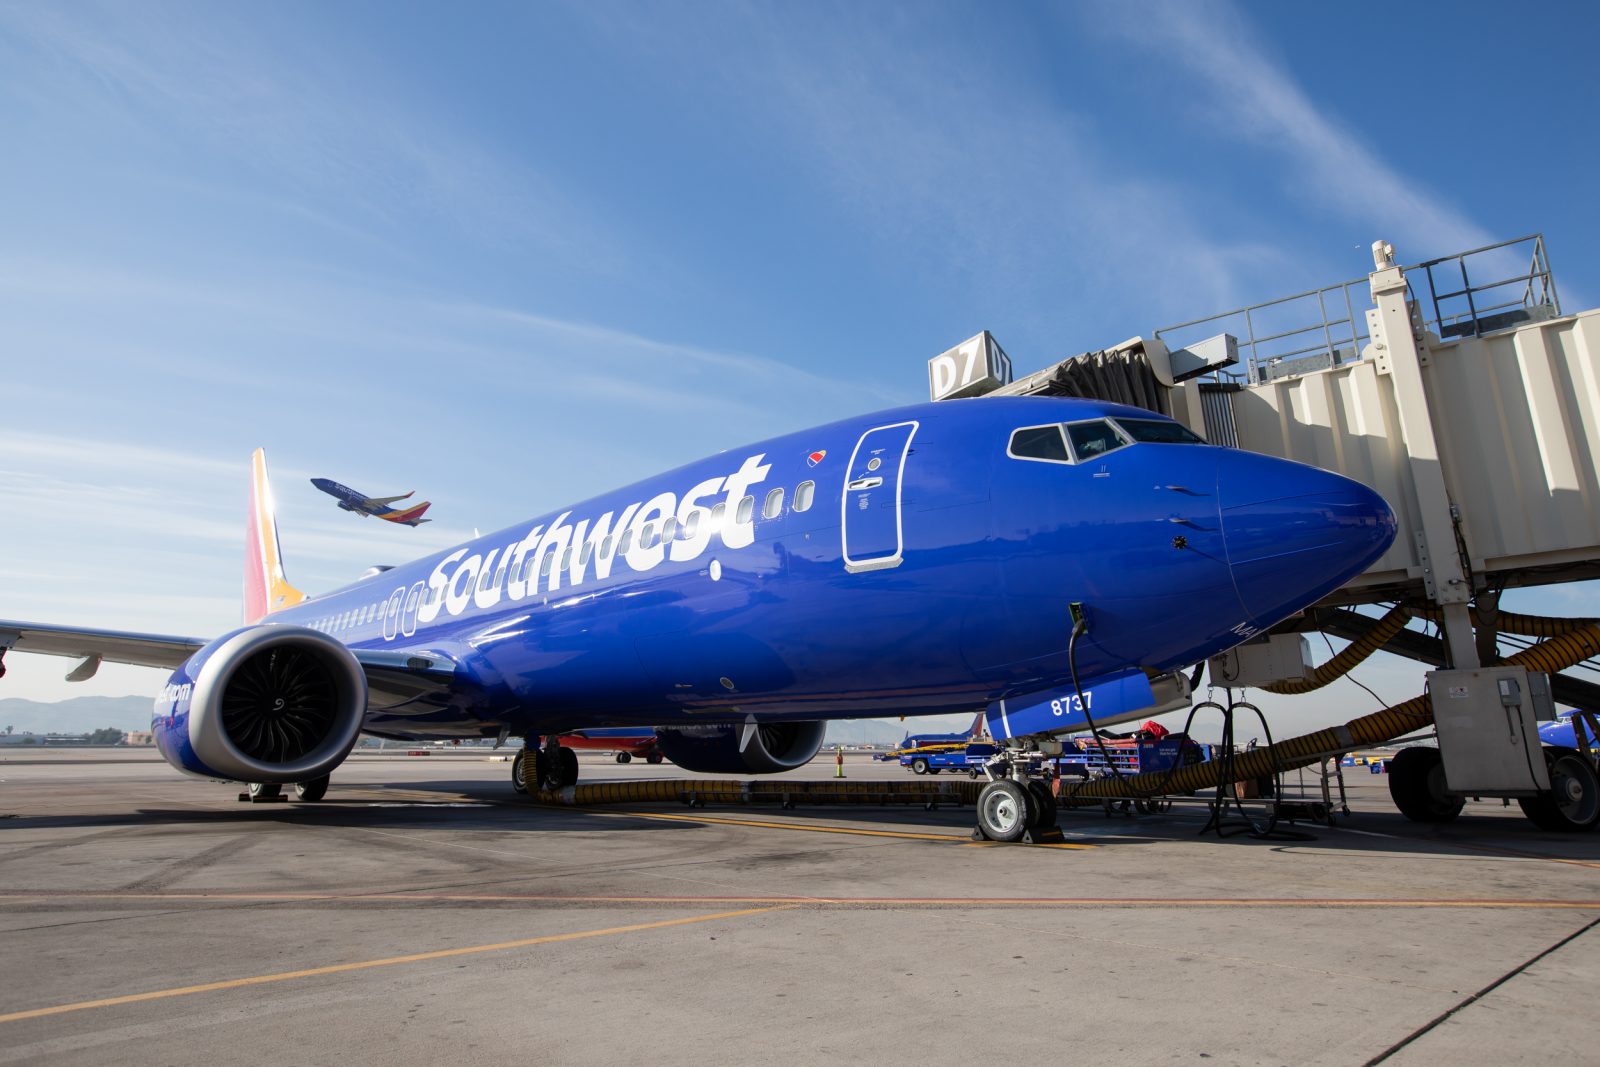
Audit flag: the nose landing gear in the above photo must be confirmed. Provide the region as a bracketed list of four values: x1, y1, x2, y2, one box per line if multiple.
[972, 750, 1065, 844]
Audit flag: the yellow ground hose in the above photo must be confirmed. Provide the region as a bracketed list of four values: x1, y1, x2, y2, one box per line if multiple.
[1408, 602, 1597, 637]
[1261, 602, 1595, 695]
[1260, 602, 1412, 694]
[1062, 623, 1600, 801]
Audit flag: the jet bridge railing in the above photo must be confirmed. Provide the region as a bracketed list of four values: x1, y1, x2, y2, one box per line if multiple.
[1156, 234, 1561, 384]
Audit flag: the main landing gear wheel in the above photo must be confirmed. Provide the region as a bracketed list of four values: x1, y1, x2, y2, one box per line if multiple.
[247, 782, 281, 801]
[1518, 749, 1600, 832]
[294, 776, 330, 802]
[646, 752, 663, 765]
[615, 751, 632, 764]
[977, 780, 1035, 843]
[511, 750, 529, 794]
[1388, 747, 1464, 823]
[911, 757, 929, 775]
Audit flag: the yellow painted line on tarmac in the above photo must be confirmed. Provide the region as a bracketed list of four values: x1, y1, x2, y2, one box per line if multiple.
[592, 808, 1096, 848]
[2, 892, 1596, 910]
[0, 905, 788, 1026]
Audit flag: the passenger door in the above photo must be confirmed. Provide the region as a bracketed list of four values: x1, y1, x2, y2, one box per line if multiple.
[842, 421, 918, 573]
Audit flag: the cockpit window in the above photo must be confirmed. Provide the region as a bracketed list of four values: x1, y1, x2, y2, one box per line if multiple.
[1114, 417, 1205, 444]
[1008, 425, 1071, 463]
[1065, 419, 1127, 460]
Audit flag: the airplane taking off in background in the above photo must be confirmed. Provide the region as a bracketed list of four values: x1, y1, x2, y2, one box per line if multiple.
[0, 397, 1395, 831]
[311, 477, 432, 526]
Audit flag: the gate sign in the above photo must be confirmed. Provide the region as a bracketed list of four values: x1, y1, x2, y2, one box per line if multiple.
[928, 331, 1013, 401]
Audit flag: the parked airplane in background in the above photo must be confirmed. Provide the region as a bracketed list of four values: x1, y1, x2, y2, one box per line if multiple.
[0, 397, 1395, 836]
[512, 729, 665, 791]
[312, 477, 432, 526]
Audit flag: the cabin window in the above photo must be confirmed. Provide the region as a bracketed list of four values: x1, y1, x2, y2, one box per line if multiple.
[794, 481, 815, 512]
[1114, 417, 1205, 444]
[579, 541, 593, 565]
[640, 522, 658, 549]
[1065, 419, 1128, 460]
[709, 501, 727, 530]
[540, 552, 555, 577]
[661, 516, 679, 542]
[619, 529, 634, 554]
[763, 487, 784, 519]
[602, 535, 614, 557]
[736, 495, 754, 525]
[560, 546, 573, 570]
[682, 513, 700, 539]
[1008, 425, 1071, 463]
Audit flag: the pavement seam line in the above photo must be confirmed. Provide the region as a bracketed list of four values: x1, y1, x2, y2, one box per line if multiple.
[0, 905, 790, 1026]
[1363, 911, 1600, 1065]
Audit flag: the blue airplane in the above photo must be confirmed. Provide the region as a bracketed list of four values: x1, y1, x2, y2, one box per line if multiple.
[1540, 712, 1599, 751]
[311, 477, 432, 526]
[0, 397, 1395, 829]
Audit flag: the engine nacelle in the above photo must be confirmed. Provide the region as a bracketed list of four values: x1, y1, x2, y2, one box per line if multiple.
[153, 625, 367, 784]
[653, 720, 826, 774]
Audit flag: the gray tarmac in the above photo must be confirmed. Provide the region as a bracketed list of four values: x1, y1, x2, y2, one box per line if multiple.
[1, 749, 1597, 1066]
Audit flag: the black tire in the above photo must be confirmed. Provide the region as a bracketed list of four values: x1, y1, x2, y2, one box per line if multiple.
[1518, 749, 1600, 832]
[646, 752, 663, 765]
[1388, 747, 1463, 823]
[928, 767, 942, 775]
[247, 782, 281, 801]
[294, 776, 330, 802]
[551, 746, 580, 789]
[968, 769, 980, 779]
[511, 751, 528, 794]
[911, 758, 929, 775]
[977, 780, 1036, 843]
[1026, 780, 1058, 830]
[615, 752, 632, 764]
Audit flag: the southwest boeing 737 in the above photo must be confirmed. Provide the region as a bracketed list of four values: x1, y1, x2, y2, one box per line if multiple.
[0, 397, 1395, 834]
[311, 477, 432, 526]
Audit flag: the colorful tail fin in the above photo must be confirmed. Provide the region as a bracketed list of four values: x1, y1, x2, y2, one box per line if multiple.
[383, 500, 432, 526]
[245, 448, 307, 624]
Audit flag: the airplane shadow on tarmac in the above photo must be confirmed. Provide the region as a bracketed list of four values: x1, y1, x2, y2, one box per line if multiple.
[7, 778, 1595, 863]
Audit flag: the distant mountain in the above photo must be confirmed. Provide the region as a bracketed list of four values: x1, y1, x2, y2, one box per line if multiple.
[0, 695, 152, 735]
[825, 716, 977, 747]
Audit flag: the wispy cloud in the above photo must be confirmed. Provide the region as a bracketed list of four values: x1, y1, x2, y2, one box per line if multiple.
[574, 2, 1293, 338]
[0, 2, 617, 263]
[1087, 2, 1493, 261]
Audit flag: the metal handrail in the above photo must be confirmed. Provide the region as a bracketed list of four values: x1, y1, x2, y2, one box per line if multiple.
[1158, 234, 1561, 383]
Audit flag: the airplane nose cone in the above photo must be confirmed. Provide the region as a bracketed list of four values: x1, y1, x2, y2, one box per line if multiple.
[1220, 455, 1396, 622]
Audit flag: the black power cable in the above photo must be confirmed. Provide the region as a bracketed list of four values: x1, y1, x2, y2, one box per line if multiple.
[1065, 612, 1205, 802]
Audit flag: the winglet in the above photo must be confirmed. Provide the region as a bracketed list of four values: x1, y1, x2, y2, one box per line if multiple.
[245, 448, 307, 624]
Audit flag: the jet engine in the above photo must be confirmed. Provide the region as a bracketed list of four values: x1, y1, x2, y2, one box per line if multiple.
[653, 720, 826, 774]
[153, 625, 367, 784]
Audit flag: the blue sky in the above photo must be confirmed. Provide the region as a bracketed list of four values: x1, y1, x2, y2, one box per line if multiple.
[3, 1, 1597, 734]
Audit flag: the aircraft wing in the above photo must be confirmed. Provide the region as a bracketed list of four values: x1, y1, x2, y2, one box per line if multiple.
[0, 620, 458, 709]
[364, 491, 414, 506]
[0, 619, 205, 671]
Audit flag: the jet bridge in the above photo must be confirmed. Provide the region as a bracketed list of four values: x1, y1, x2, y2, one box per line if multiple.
[939, 234, 1600, 829]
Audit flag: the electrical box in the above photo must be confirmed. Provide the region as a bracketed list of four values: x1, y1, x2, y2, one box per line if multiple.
[1207, 634, 1313, 688]
[1430, 667, 1552, 795]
